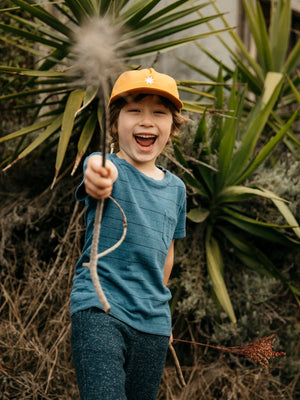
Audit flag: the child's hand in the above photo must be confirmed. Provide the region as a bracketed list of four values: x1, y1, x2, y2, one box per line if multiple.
[84, 155, 118, 200]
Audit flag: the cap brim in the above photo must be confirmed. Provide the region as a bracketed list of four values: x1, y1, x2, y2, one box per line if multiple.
[109, 87, 183, 111]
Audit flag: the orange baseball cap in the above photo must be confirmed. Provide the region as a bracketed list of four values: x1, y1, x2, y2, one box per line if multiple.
[108, 68, 183, 111]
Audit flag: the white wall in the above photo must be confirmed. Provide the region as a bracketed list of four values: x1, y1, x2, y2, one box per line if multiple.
[142, 0, 239, 82]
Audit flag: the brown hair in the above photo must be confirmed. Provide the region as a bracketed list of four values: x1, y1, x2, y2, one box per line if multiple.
[109, 94, 186, 153]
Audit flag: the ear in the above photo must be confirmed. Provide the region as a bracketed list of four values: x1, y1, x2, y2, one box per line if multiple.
[171, 122, 179, 137]
[110, 120, 118, 135]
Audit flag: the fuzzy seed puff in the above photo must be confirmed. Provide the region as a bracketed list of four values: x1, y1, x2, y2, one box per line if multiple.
[71, 16, 125, 93]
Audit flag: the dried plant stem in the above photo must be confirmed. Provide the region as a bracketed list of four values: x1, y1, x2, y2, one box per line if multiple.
[88, 199, 111, 313]
[173, 335, 285, 372]
[169, 343, 187, 388]
[85, 195, 127, 313]
[72, 16, 127, 314]
[85, 77, 128, 313]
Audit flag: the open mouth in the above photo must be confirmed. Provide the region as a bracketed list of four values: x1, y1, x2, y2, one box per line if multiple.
[134, 134, 157, 147]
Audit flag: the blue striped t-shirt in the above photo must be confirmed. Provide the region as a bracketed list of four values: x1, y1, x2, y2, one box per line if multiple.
[70, 153, 186, 336]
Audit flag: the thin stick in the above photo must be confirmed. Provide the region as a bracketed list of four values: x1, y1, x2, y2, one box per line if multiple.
[169, 343, 187, 388]
[88, 199, 111, 313]
[85, 83, 127, 313]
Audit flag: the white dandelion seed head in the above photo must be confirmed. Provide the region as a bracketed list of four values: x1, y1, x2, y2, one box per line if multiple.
[71, 16, 125, 94]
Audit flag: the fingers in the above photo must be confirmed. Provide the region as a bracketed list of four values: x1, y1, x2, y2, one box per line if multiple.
[84, 156, 114, 200]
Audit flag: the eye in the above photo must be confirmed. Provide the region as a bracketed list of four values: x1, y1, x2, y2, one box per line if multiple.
[127, 107, 140, 113]
[154, 108, 168, 115]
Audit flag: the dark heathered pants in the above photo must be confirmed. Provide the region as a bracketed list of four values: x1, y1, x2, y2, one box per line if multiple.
[71, 307, 169, 400]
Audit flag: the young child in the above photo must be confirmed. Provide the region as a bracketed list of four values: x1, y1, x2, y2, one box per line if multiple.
[71, 68, 187, 400]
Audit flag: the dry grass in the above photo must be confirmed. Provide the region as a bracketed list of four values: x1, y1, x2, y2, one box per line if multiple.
[159, 360, 299, 400]
[0, 171, 82, 399]
[0, 163, 299, 399]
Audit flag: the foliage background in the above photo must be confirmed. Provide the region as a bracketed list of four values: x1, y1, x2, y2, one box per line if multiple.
[1, 0, 299, 399]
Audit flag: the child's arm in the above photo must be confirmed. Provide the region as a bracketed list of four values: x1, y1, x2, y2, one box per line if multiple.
[84, 154, 118, 200]
[163, 240, 175, 286]
[163, 240, 175, 344]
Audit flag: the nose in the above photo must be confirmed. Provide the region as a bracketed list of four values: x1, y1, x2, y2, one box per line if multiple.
[139, 110, 154, 127]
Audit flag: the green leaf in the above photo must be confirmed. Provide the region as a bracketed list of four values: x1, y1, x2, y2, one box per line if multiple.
[236, 107, 300, 183]
[75, 85, 98, 117]
[220, 226, 279, 277]
[71, 112, 98, 176]
[16, 115, 63, 160]
[178, 85, 215, 99]
[171, 144, 209, 196]
[35, 46, 69, 73]
[205, 234, 236, 324]
[220, 226, 300, 295]
[125, 0, 160, 27]
[261, 188, 300, 239]
[173, 142, 189, 168]
[64, 0, 92, 21]
[193, 110, 207, 150]
[284, 36, 300, 75]
[208, 1, 265, 83]
[0, 118, 57, 143]
[77, 113, 98, 154]
[243, 0, 273, 71]
[208, 65, 225, 145]
[0, 66, 66, 77]
[0, 86, 71, 101]
[0, 36, 48, 59]
[228, 72, 284, 184]
[135, 14, 223, 45]
[216, 76, 240, 189]
[127, 27, 231, 58]
[261, 72, 283, 107]
[217, 185, 285, 204]
[6, 11, 70, 44]
[181, 101, 209, 114]
[10, 0, 71, 36]
[196, 164, 214, 196]
[187, 207, 210, 223]
[287, 75, 300, 104]
[220, 210, 299, 247]
[0, 22, 62, 48]
[269, 0, 291, 71]
[53, 89, 85, 185]
[223, 206, 292, 229]
[133, 0, 211, 28]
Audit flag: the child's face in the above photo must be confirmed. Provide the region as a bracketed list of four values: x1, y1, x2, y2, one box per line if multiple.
[116, 95, 173, 168]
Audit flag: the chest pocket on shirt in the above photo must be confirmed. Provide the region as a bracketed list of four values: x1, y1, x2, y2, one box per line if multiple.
[162, 211, 176, 248]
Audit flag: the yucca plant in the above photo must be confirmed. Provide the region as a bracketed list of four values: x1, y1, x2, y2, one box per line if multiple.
[0, 0, 229, 185]
[178, 0, 300, 155]
[172, 67, 300, 324]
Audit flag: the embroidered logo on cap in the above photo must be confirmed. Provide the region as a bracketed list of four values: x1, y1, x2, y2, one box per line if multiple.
[145, 76, 154, 84]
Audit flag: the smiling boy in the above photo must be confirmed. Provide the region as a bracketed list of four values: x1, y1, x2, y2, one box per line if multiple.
[71, 68, 187, 400]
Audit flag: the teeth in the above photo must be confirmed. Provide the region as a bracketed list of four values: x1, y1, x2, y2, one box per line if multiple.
[134, 134, 157, 147]
[135, 135, 156, 138]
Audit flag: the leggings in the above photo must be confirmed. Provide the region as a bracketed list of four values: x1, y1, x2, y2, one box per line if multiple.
[71, 307, 169, 400]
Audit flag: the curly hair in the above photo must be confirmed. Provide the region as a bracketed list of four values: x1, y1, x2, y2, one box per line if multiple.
[109, 94, 186, 153]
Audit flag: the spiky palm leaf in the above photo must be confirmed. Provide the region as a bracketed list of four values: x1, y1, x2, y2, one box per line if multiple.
[173, 67, 300, 324]
[0, 0, 228, 184]
[178, 0, 300, 156]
